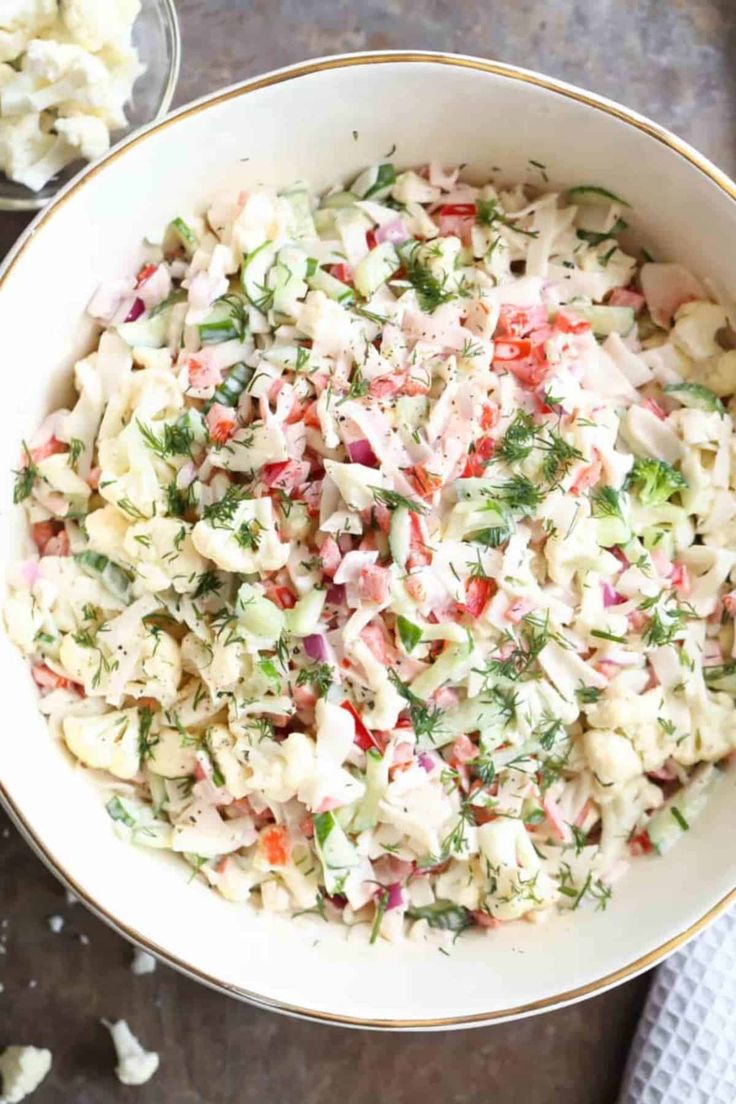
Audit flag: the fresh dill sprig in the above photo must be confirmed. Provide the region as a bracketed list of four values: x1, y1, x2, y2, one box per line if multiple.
[388, 669, 444, 742]
[403, 244, 457, 312]
[295, 662, 334, 698]
[12, 442, 37, 504]
[192, 570, 222, 600]
[475, 198, 539, 238]
[203, 485, 252, 529]
[137, 418, 195, 460]
[370, 487, 428, 514]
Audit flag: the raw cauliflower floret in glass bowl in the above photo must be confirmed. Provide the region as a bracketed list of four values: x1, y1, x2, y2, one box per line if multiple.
[0, 0, 180, 210]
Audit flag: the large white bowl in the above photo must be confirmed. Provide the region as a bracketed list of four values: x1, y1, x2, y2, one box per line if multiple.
[1, 52, 735, 1030]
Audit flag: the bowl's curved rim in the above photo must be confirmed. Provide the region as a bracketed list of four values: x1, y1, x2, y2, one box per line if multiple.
[2, 49, 736, 1030]
[0, 0, 182, 213]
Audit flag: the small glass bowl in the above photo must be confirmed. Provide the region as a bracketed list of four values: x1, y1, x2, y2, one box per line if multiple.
[0, 0, 181, 212]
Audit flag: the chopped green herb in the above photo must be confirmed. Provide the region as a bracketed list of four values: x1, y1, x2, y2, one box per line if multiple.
[296, 662, 334, 698]
[12, 442, 37, 504]
[370, 487, 428, 514]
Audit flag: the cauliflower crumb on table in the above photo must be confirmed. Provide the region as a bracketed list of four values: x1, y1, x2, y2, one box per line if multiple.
[103, 1019, 159, 1086]
[0, 0, 143, 191]
[0, 1046, 52, 1104]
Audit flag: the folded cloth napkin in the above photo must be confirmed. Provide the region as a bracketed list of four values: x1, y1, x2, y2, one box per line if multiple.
[618, 905, 736, 1103]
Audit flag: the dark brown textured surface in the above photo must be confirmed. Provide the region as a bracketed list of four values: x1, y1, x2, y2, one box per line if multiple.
[2, 1, 735, 1100]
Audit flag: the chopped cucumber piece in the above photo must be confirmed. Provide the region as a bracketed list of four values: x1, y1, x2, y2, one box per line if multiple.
[204, 363, 253, 411]
[198, 299, 243, 345]
[570, 303, 635, 337]
[352, 748, 389, 832]
[664, 382, 725, 415]
[388, 506, 411, 568]
[284, 589, 326, 636]
[164, 216, 198, 258]
[353, 242, 401, 297]
[150, 288, 187, 317]
[351, 163, 397, 200]
[566, 185, 630, 208]
[406, 901, 473, 931]
[306, 265, 355, 305]
[235, 583, 285, 642]
[313, 811, 359, 893]
[595, 516, 631, 548]
[645, 764, 716, 854]
[321, 190, 360, 209]
[116, 312, 170, 349]
[281, 183, 316, 239]
[576, 217, 628, 245]
[74, 550, 133, 602]
[241, 241, 277, 311]
[335, 206, 373, 263]
[271, 246, 309, 315]
[704, 663, 736, 692]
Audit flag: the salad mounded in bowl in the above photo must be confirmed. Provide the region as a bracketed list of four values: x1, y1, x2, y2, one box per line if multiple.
[5, 160, 736, 946]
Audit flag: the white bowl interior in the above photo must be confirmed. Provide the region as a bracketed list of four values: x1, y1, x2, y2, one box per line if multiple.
[1, 55, 735, 1027]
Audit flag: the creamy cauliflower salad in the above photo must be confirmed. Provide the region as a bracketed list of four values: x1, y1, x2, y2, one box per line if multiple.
[5, 161, 736, 943]
[0, 0, 143, 191]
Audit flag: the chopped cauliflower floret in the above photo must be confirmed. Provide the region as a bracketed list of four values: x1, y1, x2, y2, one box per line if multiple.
[63, 707, 141, 779]
[60, 0, 141, 51]
[122, 517, 208, 594]
[192, 496, 289, 574]
[53, 112, 109, 159]
[0, 1045, 52, 1104]
[103, 1020, 159, 1087]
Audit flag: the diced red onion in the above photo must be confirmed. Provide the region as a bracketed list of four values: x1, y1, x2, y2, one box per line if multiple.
[602, 582, 625, 607]
[124, 297, 145, 323]
[87, 278, 135, 323]
[326, 583, 345, 605]
[418, 752, 435, 773]
[347, 438, 379, 467]
[385, 882, 404, 911]
[610, 546, 629, 568]
[375, 218, 410, 246]
[303, 634, 329, 662]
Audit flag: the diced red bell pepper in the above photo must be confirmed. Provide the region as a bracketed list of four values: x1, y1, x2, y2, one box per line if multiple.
[462, 453, 487, 478]
[29, 437, 67, 465]
[341, 699, 376, 750]
[135, 262, 158, 287]
[31, 664, 75, 692]
[554, 307, 591, 334]
[328, 263, 353, 285]
[463, 576, 495, 618]
[629, 831, 653, 856]
[437, 204, 476, 243]
[265, 583, 296, 609]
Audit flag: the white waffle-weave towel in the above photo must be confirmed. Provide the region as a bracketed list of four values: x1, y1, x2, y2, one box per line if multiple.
[618, 905, 736, 1103]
